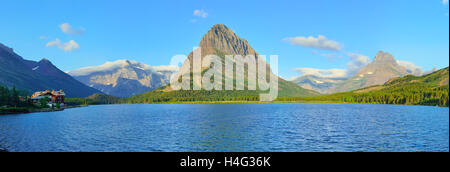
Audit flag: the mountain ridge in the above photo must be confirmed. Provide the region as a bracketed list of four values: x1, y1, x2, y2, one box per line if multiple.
[68, 60, 177, 97]
[328, 51, 411, 93]
[0, 43, 102, 98]
[126, 24, 320, 103]
[169, 24, 320, 97]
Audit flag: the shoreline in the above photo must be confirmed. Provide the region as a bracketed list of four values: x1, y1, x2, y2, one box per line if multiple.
[0, 105, 87, 116]
[1, 101, 447, 116]
[114, 101, 449, 107]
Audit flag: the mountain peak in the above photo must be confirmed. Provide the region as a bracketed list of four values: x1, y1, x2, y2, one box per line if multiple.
[373, 51, 396, 64]
[199, 24, 256, 56]
[38, 58, 54, 65]
[40, 58, 50, 62]
[211, 24, 229, 31]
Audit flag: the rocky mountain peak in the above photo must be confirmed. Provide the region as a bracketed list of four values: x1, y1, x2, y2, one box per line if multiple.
[199, 24, 256, 56]
[373, 51, 396, 64]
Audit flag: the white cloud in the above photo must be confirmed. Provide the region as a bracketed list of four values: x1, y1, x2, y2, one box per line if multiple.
[294, 52, 370, 79]
[45, 39, 61, 47]
[346, 53, 370, 76]
[443, 0, 448, 5]
[397, 60, 423, 76]
[46, 39, 80, 52]
[284, 35, 343, 51]
[193, 10, 208, 18]
[60, 23, 85, 35]
[39, 36, 48, 40]
[295, 68, 348, 79]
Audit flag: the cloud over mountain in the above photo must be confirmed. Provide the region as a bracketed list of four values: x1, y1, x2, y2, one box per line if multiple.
[294, 52, 370, 80]
[346, 53, 371, 76]
[396, 60, 423, 75]
[294, 68, 348, 79]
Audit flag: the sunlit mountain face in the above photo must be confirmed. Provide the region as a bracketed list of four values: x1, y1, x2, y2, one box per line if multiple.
[68, 60, 178, 98]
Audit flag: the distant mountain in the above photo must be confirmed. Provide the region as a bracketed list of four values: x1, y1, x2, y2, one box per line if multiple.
[127, 24, 320, 103]
[0, 43, 101, 98]
[171, 24, 319, 97]
[291, 75, 346, 94]
[68, 60, 177, 97]
[330, 51, 410, 93]
[349, 67, 449, 106]
[283, 67, 449, 107]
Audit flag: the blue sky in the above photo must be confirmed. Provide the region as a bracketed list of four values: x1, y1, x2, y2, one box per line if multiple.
[0, 0, 448, 79]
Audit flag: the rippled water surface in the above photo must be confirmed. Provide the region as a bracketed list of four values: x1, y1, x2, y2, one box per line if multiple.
[0, 104, 448, 152]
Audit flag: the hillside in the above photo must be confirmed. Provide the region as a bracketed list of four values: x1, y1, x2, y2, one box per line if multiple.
[279, 67, 449, 107]
[0, 43, 101, 98]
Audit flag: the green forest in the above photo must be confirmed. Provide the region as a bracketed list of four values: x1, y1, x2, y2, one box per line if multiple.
[118, 67, 449, 107]
[0, 85, 32, 107]
[0, 85, 37, 114]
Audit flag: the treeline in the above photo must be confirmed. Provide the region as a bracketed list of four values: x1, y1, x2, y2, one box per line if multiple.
[121, 84, 448, 107]
[0, 85, 33, 107]
[123, 90, 262, 104]
[65, 93, 120, 106]
[277, 84, 449, 107]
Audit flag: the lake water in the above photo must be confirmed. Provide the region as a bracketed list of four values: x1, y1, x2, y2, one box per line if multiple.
[0, 103, 448, 152]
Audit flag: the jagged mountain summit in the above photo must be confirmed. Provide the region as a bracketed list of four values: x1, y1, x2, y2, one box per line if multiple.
[68, 60, 177, 97]
[130, 24, 320, 102]
[329, 51, 410, 93]
[176, 24, 320, 97]
[293, 51, 428, 94]
[0, 43, 101, 98]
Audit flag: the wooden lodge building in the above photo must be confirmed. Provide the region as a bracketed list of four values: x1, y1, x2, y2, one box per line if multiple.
[31, 90, 65, 106]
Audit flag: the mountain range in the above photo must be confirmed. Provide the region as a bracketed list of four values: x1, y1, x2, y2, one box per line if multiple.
[162, 24, 319, 97]
[0, 43, 101, 98]
[1, 24, 445, 100]
[126, 24, 321, 103]
[68, 60, 177, 97]
[293, 51, 438, 94]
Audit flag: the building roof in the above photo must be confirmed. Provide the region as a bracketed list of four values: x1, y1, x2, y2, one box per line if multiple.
[32, 90, 66, 98]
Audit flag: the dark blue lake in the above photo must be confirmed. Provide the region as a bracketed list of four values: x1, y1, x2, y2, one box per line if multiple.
[0, 103, 448, 152]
